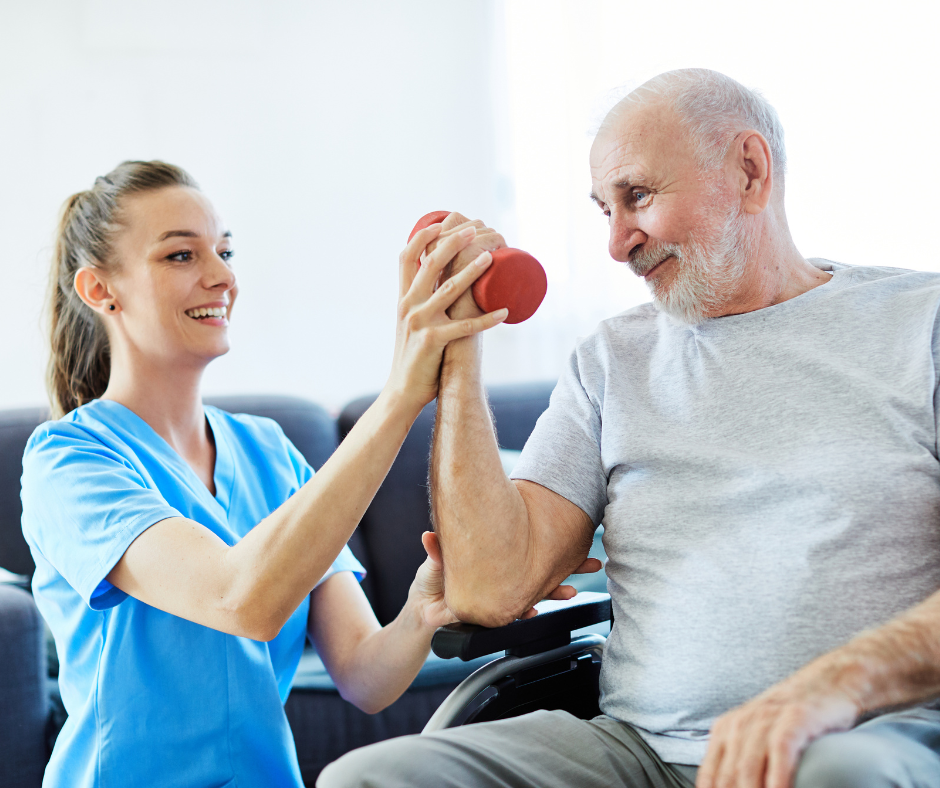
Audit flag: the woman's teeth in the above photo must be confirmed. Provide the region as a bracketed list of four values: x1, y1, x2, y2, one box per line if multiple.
[186, 307, 227, 319]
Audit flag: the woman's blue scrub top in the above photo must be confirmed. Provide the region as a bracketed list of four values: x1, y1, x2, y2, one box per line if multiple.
[20, 400, 364, 788]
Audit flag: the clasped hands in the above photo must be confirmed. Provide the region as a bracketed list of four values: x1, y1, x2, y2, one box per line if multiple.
[386, 212, 509, 414]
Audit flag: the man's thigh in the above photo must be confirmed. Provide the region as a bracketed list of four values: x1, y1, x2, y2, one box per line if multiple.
[317, 710, 696, 788]
[796, 708, 940, 788]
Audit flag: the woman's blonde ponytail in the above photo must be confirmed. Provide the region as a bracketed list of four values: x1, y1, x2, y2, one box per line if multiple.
[46, 161, 198, 417]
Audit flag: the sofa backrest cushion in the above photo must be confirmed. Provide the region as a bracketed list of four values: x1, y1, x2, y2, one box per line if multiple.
[0, 584, 48, 786]
[0, 408, 51, 576]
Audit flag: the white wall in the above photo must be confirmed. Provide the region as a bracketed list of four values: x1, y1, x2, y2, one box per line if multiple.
[2, 0, 939, 412]
[0, 0, 512, 411]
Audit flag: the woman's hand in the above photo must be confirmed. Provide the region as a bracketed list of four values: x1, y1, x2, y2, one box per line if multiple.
[411, 532, 605, 628]
[409, 531, 460, 629]
[386, 223, 508, 413]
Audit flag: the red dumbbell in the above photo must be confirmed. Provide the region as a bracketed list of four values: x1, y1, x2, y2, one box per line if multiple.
[408, 211, 547, 324]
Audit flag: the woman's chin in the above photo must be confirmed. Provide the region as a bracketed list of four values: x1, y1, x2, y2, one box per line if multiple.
[205, 343, 232, 360]
[184, 339, 232, 365]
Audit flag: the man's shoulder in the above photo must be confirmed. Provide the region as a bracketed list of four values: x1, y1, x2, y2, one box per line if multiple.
[562, 303, 661, 388]
[823, 260, 940, 289]
[821, 262, 940, 320]
[574, 302, 660, 353]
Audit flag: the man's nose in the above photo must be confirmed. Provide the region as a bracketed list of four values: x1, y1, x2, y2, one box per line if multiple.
[608, 213, 647, 263]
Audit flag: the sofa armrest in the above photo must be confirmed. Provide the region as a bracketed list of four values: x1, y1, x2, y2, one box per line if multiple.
[431, 592, 611, 661]
[0, 584, 49, 785]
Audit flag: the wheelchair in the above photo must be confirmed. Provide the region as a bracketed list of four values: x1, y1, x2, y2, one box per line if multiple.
[423, 591, 611, 732]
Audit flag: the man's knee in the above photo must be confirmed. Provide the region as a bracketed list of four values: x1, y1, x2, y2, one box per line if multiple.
[317, 735, 418, 788]
[795, 731, 907, 788]
[317, 732, 473, 788]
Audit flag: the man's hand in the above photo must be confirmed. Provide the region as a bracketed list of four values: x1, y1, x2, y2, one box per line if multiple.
[386, 223, 508, 411]
[425, 212, 507, 319]
[697, 588, 940, 788]
[696, 666, 859, 788]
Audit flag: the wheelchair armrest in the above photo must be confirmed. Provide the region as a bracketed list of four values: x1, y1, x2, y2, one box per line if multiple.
[432, 591, 611, 661]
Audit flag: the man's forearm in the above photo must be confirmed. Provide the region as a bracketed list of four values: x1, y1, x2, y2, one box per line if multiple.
[697, 588, 940, 788]
[430, 333, 534, 626]
[810, 588, 940, 714]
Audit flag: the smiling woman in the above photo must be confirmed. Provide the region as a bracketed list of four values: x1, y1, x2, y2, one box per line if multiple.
[21, 160, 518, 788]
[47, 163, 201, 417]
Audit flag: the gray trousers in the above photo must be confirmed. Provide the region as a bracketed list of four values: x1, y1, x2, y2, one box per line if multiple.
[317, 708, 940, 788]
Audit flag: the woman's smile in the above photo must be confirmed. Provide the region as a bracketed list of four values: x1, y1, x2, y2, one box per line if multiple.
[185, 302, 230, 325]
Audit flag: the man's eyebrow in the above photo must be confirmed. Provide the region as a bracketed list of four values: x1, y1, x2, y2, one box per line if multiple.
[611, 176, 650, 190]
[157, 229, 233, 242]
[590, 176, 653, 205]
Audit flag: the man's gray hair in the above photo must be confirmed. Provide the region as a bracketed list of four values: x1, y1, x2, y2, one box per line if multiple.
[620, 68, 787, 177]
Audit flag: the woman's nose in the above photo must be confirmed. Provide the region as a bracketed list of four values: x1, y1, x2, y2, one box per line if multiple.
[205, 253, 236, 290]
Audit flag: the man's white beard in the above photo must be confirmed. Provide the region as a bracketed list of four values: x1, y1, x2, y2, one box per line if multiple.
[632, 200, 754, 325]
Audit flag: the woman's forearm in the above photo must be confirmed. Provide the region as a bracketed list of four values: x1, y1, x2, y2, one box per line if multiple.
[223, 387, 422, 639]
[109, 223, 510, 641]
[335, 600, 435, 714]
[308, 571, 437, 714]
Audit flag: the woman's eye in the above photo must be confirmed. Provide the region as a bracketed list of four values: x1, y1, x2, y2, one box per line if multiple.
[219, 249, 235, 262]
[167, 250, 192, 262]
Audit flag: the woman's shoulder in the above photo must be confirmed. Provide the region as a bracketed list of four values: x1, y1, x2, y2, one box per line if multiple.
[22, 402, 154, 498]
[25, 399, 119, 457]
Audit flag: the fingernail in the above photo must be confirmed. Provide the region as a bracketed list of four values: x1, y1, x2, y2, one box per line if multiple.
[475, 251, 493, 267]
[460, 226, 476, 238]
[496, 308, 509, 320]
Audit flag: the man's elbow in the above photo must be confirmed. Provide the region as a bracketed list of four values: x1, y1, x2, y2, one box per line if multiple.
[346, 693, 387, 715]
[445, 585, 530, 629]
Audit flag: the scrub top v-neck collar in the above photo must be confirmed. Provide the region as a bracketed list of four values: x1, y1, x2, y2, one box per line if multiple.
[92, 399, 234, 517]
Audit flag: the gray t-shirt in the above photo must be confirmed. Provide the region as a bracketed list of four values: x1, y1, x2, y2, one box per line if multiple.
[511, 261, 940, 765]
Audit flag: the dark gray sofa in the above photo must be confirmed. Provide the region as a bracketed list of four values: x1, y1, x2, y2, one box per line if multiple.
[0, 384, 558, 787]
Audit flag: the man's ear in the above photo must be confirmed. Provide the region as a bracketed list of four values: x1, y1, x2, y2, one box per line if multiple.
[736, 131, 774, 215]
[73, 267, 118, 314]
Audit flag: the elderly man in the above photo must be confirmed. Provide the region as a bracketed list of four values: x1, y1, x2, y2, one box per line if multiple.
[319, 69, 940, 788]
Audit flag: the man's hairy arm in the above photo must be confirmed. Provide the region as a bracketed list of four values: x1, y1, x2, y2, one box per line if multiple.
[697, 587, 940, 788]
[429, 327, 595, 627]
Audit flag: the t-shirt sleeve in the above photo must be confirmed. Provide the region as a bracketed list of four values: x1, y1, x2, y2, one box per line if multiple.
[933, 303, 940, 459]
[317, 545, 366, 586]
[278, 427, 366, 585]
[509, 340, 608, 525]
[21, 423, 182, 610]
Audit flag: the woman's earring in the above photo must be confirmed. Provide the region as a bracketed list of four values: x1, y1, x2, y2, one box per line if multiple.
[108, 304, 116, 311]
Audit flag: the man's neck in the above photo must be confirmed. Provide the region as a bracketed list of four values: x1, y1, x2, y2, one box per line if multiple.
[710, 227, 831, 319]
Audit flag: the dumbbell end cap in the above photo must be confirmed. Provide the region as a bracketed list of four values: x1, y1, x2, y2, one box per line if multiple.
[408, 211, 451, 242]
[473, 249, 547, 324]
